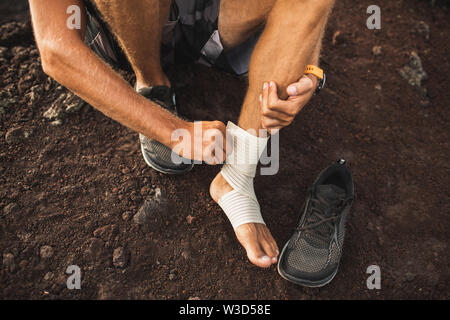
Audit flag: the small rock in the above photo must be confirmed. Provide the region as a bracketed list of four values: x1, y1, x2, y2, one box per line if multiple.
[44, 272, 54, 281]
[140, 185, 151, 196]
[3, 253, 15, 271]
[375, 84, 382, 90]
[40, 245, 54, 259]
[43, 103, 63, 120]
[0, 46, 7, 57]
[372, 46, 382, 56]
[27, 85, 43, 106]
[181, 250, 190, 260]
[64, 93, 85, 114]
[399, 51, 427, 89]
[44, 91, 84, 119]
[133, 189, 167, 225]
[3, 203, 18, 216]
[5, 127, 31, 144]
[113, 247, 127, 268]
[414, 21, 430, 40]
[169, 273, 177, 281]
[188, 296, 201, 300]
[420, 100, 430, 107]
[186, 215, 194, 224]
[122, 211, 132, 221]
[50, 119, 62, 126]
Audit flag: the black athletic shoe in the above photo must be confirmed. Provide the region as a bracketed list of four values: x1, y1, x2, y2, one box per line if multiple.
[138, 86, 194, 175]
[277, 159, 354, 287]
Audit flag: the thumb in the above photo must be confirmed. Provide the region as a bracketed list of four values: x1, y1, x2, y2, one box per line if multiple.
[287, 76, 314, 96]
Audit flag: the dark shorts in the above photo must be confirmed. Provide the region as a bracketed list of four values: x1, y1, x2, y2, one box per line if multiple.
[83, 0, 261, 76]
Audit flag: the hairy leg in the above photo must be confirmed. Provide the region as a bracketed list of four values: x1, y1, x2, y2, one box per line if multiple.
[92, 0, 171, 89]
[211, 0, 334, 268]
[218, 0, 275, 50]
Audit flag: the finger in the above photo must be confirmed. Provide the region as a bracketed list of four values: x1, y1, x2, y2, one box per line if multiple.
[204, 128, 226, 164]
[268, 81, 279, 106]
[286, 75, 314, 97]
[262, 82, 269, 110]
[203, 143, 218, 165]
[260, 82, 269, 120]
[269, 95, 309, 115]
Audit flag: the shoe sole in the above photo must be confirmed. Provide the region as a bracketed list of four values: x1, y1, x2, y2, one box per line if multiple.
[140, 143, 194, 175]
[277, 239, 339, 288]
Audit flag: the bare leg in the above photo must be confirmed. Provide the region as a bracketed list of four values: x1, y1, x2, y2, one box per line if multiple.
[211, 0, 334, 268]
[92, 0, 171, 89]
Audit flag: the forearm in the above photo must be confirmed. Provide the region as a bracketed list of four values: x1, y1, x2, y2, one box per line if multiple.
[41, 40, 183, 146]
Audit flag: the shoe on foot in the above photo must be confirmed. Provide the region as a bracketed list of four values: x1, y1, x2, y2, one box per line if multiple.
[277, 159, 354, 287]
[137, 86, 194, 175]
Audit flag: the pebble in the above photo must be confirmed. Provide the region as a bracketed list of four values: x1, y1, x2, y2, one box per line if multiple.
[186, 215, 194, 224]
[3, 203, 18, 216]
[122, 211, 132, 221]
[169, 273, 177, 281]
[44, 272, 54, 281]
[113, 247, 127, 268]
[40, 245, 54, 259]
[372, 46, 382, 56]
[399, 51, 427, 88]
[133, 189, 167, 225]
[414, 21, 430, 40]
[3, 253, 15, 270]
[43, 104, 63, 120]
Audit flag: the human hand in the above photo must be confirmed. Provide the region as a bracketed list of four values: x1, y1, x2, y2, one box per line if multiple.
[260, 75, 317, 134]
[169, 120, 229, 165]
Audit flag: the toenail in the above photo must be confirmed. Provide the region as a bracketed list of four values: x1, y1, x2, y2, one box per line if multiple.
[261, 256, 270, 263]
[271, 257, 277, 263]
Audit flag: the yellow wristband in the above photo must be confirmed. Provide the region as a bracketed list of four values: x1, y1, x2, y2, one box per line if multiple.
[304, 65, 324, 80]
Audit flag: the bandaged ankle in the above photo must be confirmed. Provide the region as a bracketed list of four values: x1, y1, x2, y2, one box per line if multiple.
[218, 122, 269, 229]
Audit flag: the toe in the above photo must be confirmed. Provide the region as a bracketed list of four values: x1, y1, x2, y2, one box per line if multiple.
[236, 224, 273, 268]
[246, 246, 272, 269]
[259, 227, 279, 264]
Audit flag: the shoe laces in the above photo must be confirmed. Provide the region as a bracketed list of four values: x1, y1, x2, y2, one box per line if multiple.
[296, 190, 352, 243]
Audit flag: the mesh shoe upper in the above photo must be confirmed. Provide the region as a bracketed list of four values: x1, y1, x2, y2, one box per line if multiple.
[279, 162, 354, 284]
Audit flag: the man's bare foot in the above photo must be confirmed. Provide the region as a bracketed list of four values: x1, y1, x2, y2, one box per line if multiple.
[210, 172, 279, 268]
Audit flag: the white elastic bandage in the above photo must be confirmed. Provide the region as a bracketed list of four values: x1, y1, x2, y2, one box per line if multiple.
[218, 122, 269, 229]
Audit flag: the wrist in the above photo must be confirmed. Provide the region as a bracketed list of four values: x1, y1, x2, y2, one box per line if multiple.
[304, 64, 325, 93]
[163, 117, 190, 150]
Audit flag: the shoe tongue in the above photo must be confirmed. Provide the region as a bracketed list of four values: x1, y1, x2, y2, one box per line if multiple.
[315, 184, 345, 202]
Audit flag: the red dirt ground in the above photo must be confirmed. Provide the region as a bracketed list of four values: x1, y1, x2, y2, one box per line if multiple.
[0, 0, 449, 299]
